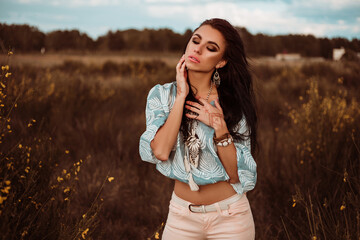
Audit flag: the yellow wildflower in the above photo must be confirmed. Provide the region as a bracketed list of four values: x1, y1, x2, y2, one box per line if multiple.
[57, 176, 64, 182]
[1, 186, 10, 194]
[64, 187, 70, 193]
[343, 170, 348, 182]
[0, 196, 7, 204]
[28, 123, 32, 127]
[7, 163, 13, 170]
[18, 144, 22, 148]
[65, 150, 69, 154]
[64, 197, 69, 201]
[340, 204, 346, 211]
[82, 213, 86, 218]
[81, 228, 89, 239]
[108, 177, 114, 182]
[21, 230, 28, 237]
[62, 169, 67, 174]
[155, 232, 160, 239]
[8, 51, 13, 55]
[25, 166, 30, 173]
[66, 173, 71, 179]
[5, 180, 10, 185]
[7, 125, 10, 129]
[1, 65, 9, 71]
[5, 72, 11, 78]
[312, 236, 317, 240]
[0, 82, 5, 88]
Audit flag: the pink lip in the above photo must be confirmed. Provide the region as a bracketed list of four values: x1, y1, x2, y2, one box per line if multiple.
[188, 55, 200, 63]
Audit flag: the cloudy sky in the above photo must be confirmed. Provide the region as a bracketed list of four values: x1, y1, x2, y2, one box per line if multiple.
[0, 0, 359, 39]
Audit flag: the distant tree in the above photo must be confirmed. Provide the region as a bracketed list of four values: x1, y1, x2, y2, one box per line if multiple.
[236, 27, 256, 56]
[319, 38, 333, 59]
[45, 30, 94, 51]
[107, 30, 125, 51]
[0, 23, 45, 52]
[0, 23, 359, 56]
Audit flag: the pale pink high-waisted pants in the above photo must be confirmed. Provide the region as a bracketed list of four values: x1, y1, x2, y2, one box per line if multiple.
[162, 192, 255, 240]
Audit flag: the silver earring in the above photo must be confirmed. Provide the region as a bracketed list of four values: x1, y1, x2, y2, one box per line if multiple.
[213, 69, 221, 86]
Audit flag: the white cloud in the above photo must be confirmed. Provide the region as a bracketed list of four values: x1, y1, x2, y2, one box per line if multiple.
[15, 0, 126, 7]
[17, 0, 42, 3]
[146, 1, 359, 37]
[147, 5, 186, 16]
[145, 0, 190, 3]
[7, 11, 75, 22]
[292, 0, 360, 10]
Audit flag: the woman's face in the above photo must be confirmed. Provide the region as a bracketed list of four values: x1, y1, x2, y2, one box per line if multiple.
[184, 24, 227, 73]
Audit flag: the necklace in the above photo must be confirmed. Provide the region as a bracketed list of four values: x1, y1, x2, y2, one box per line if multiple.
[184, 80, 214, 180]
[184, 81, 214, 191]
[205, 80, 214, 102]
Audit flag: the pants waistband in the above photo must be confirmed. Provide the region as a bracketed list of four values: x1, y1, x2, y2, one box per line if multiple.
[171, 191, 244, 213]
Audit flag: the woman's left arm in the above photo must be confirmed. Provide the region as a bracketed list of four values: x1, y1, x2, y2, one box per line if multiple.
[213, 120, 239, 184]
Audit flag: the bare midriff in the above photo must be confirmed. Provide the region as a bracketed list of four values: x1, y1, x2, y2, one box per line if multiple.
[174, 179, 239, 205]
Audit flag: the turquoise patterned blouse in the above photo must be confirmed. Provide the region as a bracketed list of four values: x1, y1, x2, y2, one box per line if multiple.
[139, 82, 257, 195]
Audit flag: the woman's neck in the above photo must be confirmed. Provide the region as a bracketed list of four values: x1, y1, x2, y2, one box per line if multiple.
[188, 70, 214, 98]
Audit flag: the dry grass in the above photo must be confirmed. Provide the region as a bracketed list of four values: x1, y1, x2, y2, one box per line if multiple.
[0, 52, 359, 239]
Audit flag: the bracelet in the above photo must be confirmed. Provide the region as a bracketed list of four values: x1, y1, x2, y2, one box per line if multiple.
[213, 133, 233, 147]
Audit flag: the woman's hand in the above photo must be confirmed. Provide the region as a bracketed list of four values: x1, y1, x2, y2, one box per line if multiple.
[185, 97, 227, 133]
[176, 55, 189, 99]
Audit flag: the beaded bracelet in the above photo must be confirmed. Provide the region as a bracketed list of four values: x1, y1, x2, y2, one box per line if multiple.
[213, 133, 233, 147]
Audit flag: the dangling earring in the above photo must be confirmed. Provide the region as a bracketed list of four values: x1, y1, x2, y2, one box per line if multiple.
[213, 69, 221, 86]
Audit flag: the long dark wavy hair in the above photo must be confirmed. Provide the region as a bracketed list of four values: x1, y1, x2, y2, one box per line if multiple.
[180, 18, 258, 155]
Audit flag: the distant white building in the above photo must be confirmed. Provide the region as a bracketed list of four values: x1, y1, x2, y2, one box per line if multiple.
[275, 53, 301, 61]
[333, 47, 345, 60]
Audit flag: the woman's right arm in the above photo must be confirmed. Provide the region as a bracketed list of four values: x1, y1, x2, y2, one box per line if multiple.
[150, 56, 189, 161]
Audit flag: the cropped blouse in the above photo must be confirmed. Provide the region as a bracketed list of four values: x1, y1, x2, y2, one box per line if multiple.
[139, 82, 257, 195]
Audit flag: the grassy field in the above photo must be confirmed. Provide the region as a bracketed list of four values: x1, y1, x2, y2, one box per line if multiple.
[0, 52, 359, 240]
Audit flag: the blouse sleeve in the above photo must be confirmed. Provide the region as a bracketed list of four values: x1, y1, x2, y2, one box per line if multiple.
[230, 117, 257, 195]
[139, 83, 175, 164]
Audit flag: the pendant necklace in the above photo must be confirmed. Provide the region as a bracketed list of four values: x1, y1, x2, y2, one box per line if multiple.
[184, 80, 214, 175]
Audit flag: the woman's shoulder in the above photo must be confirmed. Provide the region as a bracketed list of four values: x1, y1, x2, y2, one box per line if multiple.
[147, 81, 177, 99]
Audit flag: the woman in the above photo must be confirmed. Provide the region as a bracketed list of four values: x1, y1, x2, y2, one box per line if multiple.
[139, 18, 257, 240]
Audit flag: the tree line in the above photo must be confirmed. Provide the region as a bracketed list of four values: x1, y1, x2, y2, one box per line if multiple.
[0, 23, 359, 58]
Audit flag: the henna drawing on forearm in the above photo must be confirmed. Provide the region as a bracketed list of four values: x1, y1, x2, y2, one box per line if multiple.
[209, 113, 224, 128]
[177, 84, 184, 97]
